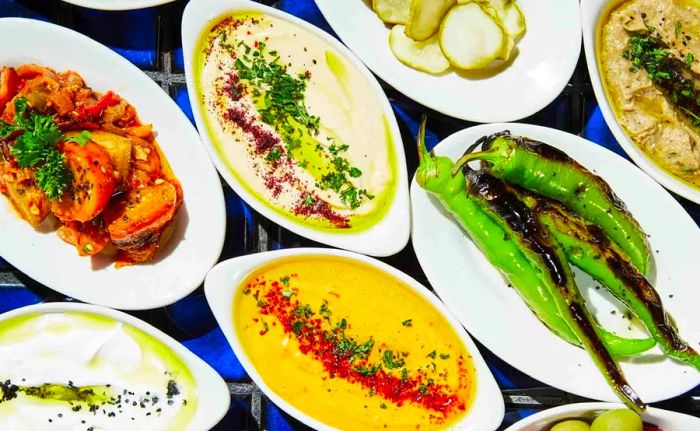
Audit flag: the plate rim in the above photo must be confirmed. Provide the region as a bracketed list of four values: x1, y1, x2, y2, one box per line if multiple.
[60, 0, 175, 11]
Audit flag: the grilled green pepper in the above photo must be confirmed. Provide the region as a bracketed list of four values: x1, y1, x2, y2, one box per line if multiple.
[529, 195, 700, 371]
[462, 167, 644, 413]
[415, 120, 652, 356]
[452, 133, 651, 276]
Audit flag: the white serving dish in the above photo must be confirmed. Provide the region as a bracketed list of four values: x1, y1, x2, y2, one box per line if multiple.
[581, 0, 700, 204]
[314, 0, 581, 122]
[0, 18, 226, 310]
[0, 302, 230, 430]
[205, 247, 505, 431]
[182, 0, 410, 257]
[61, 0, 175, 10]
[504, 402, 700, 430]
[411, 123, 700, 404]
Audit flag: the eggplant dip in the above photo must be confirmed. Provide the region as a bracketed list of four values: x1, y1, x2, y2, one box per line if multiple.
[599, 0, 700, 188]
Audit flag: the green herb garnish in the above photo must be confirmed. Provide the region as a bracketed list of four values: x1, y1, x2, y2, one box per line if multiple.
[1, 98, 70, 200]
[64, 130, 92, 147]
[382, 350, 405, 369]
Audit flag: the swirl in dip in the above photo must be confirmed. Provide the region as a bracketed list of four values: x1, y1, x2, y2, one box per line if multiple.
[194, 12, 397, 230]
[0, 312, 197, 430]
[234, 256, 476, 430]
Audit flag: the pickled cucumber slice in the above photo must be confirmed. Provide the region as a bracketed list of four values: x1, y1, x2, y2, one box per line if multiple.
[405, 0, 456, 42]
[498, 0, 526, 39]
[439, 3, 507, 70]
[389, 25, 450, 73]
[373, 0, 411, 24]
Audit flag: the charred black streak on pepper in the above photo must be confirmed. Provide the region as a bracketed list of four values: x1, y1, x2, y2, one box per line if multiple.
[467, 170, 568, 286]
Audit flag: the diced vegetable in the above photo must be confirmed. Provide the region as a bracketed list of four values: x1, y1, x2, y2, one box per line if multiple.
[1, 172, 50, 226]
[372, 0, 411, 24]
[80, 130, 133, 190]
[51, 142, 116, 222]
[405, 0, 456, 41]
[389, 25, 450, 73]
[104, 180, 178, 250]
[440, 3, 507, 70]
[0, 67, 18, 113]
[56, 220, 109, 256]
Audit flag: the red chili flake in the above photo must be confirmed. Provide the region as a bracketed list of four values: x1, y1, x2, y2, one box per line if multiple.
[293, 195, 349, 228]
[224, 107, 280, 155]
[250, 279, 468, 419]
[224, 73, 245, 102]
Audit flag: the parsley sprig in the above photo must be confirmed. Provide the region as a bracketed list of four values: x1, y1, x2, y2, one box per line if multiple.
[0, 98, 70, 200]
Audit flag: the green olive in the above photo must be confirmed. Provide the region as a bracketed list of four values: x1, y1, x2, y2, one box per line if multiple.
[551, 419, 591, 431]
[591, 409, 643, 431]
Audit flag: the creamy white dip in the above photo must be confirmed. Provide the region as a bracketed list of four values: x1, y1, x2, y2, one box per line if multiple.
[0, 312, 197, 430]
[195, 12, 396, 230]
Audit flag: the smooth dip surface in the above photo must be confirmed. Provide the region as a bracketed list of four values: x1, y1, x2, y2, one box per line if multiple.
[598, 0, 700, 188]
[234, 256, 476, 431]
[195, 11, 397, 231]
[0, 312, 197, 430]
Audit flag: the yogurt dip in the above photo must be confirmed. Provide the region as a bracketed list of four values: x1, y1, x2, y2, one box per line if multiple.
[194, 11, 397, 230]
[0, 312, 197, 430]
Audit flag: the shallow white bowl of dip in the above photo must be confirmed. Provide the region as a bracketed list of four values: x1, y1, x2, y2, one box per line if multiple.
[205, 247, 505, 431]
[0, 302, 230, 430]
[182, 0, 410, 257]
[582, 0, 700, 204]
[0, 18, 226, 310]
[504, 402, 700, 430]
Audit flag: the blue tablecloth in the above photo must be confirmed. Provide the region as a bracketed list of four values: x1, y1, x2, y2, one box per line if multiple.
[0, 0, 698, 429]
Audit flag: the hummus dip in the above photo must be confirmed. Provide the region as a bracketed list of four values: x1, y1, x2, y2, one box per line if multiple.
[234, 256, 476, 431]
[598, 0, 700, 188]
[0, 312, 197, 430]
[195, 12, 397, 230]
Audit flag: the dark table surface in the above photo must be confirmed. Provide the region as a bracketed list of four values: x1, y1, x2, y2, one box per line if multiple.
[0, 0, 698, 430]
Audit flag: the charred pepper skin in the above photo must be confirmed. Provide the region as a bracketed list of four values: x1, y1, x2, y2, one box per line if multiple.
[465, 169, 645, 413]
[414, 119, 653, 358]
[531, 196, 700, 371]
[453, 133, 651, 276]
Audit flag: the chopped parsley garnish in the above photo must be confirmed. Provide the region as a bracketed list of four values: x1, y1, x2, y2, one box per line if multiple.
[439, 353, 450, 360]
[266, 146, 282, 162]
[382, 350, 405, 369]
[0, 98, 70, 200]
[401, 319, 413, 327]
[280, 276, 290, 287]
[675, 21, 682, 37]
[427, 350, 437, 359]
[354, 363, 381, 376]
[624, 34, 700, 128]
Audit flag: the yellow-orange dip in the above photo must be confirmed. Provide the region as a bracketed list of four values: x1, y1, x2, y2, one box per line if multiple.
[234, 255, 476, 430]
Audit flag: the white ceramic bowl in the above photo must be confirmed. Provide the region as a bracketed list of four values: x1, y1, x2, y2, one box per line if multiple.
[182, 0, 410, 257]
[314, 0, 581, 122]
[61, 0, 175, 10]
[581, 0, 700, 204]
[204, 248, 505, 431]
[504, 402, 700, 430]
[0, 19, 226, 310]
[0, 302, 231, 430]
[411, 123, 700, 404]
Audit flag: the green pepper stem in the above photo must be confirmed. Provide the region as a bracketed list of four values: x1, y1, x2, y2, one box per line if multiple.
[451, 150, 501, 177]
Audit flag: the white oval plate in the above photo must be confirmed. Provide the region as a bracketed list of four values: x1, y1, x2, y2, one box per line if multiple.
[61, 0, 174, 10]
[504, 402, 700, 430]
[182, 0, 410, 257]
[0, 302, 230, 430]
[0, 19, 226, 310]
[582, 0, 700, 204]
[314, 0, 581, 122]
[204, 248, 504, 431]
[411, 123, 700, 403]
